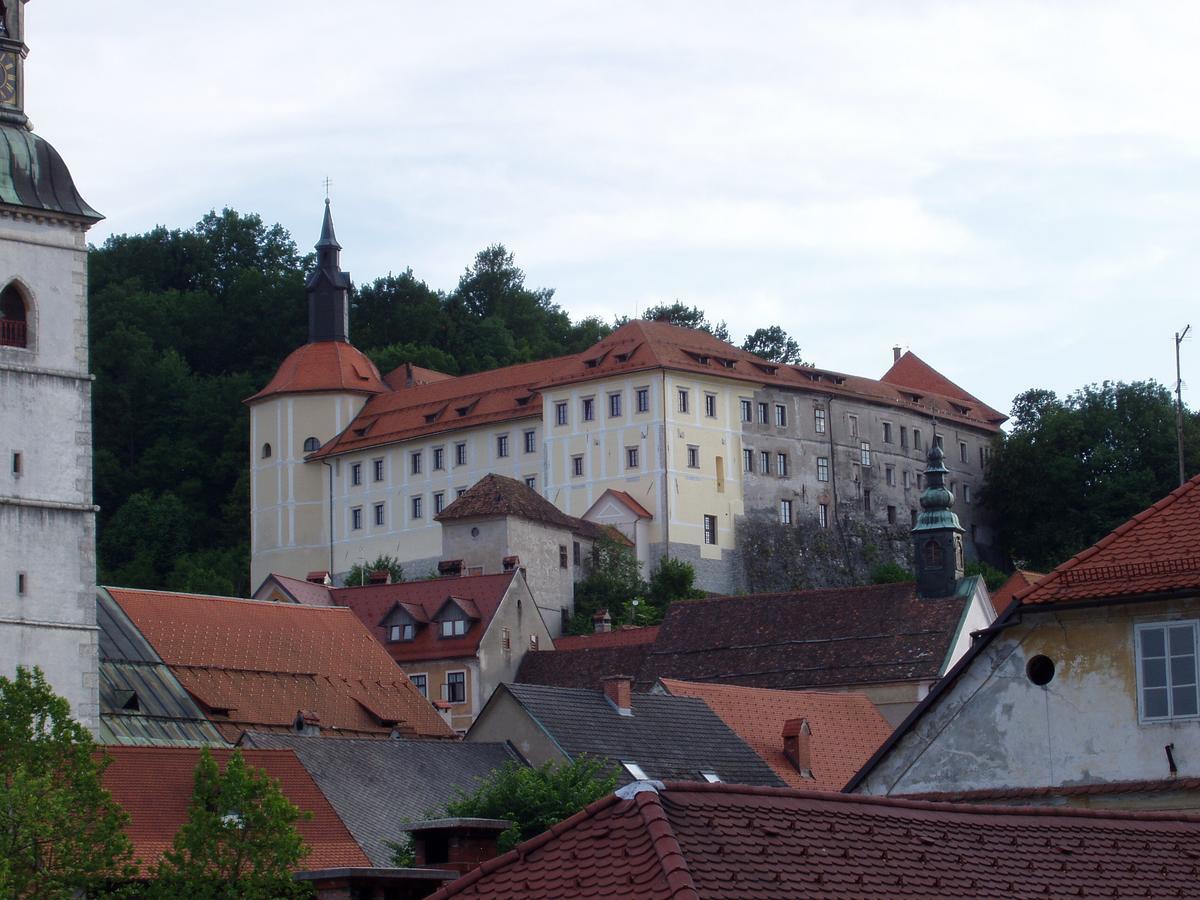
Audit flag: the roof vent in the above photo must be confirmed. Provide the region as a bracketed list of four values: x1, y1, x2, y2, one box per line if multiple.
[306, 570, 331, 585]
[593, 609, 613, 634]
[368, 569, 390, 585]
[502, 555, 520, 572]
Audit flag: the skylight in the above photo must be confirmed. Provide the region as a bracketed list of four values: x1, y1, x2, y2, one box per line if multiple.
[700, 770, 721, 783]
[622, 761, 649, 780]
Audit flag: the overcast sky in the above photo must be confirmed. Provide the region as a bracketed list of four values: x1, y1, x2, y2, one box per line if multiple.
[26, 1, 1199, 418]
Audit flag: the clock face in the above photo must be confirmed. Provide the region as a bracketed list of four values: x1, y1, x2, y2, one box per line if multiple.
[0, 53, 15, 106]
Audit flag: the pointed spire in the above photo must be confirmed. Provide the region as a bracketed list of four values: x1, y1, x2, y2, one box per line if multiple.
[316, 198, 341, 251]
[305, 198, 351, 343]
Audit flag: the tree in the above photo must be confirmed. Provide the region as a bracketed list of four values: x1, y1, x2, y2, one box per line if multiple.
[0, 666, 136, 898]
[344, 554, 405, 587]
[645, 557, 706, 617]
[638, 301, 730, 342]
[568, 537, 647, 634]
[869, 562, 913, 584]
[152, 749, 311, 899]
[984, 380, 1200, 570]
[742, 325, 807, 365]
[444, 758, 617, 853]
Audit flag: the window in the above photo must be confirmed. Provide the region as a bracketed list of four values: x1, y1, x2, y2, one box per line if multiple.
[759, 450, 771, 475]
[860, 442, 871, 466]
[775, 404, 787, 427]
[524, 430, 536, 453]
[573, 541, 581, 565]
[555, 401, 568, 426]
[678, 389, 690, 413]
[456, 487, 467, 498]
[960, 441, 968, 463]
[703, 514, 717, 545]
[900, 426, 908, 448]
[11, 451, 21, 476]
[636, 387, 650, 413]
[963, 484, 972, 504]
[389, 623, 414, 642]
[853, 463, 861, 483]
[261, 443, 272, 459]
[530, 634, 539, 651]
[496, 434, 509, 458]
[687, 445, 700, 469]
[582, 397, 595, 421]
[700, 771, 722, 783]
[622, 761, 649, 780]
[16, 572, 26, 595]
[0, 283, 29, 348]
[818, 503, 829, 528]
[572, 455, 584, 477]
[903, 470, 911, 489]
[705, 393, 717, 418]
[433, 447, 445, 470]
[455, 442, 467, 466]
[780, 499, 792, 525]
[863, 489, 871, 513]
[743, 449, 754, 473]
[501, 627, 511, 651]
[923, 539, 943, 568]
[446, 671, 466, 704]
[1137, 622, 1200, 721]
[757, 402, 769, 425]
[887, 504, 897, 524]
[980, 446, 987, 468]
[777, 453, 788, 477]
[935, 434, 945, 450]
[914, 429, 923, 450]
[370, 458, 383, 482]
[374, 502, 385, 526]
[626, 446, 639, 469]
[848, 414, 858, 437]
[434, 491, 445, 514]
[351, 507, 363, 530]
[410, 452, 422, 475]
[609, 392, 622, 418]
[351, 462, 362, 484]
[559, 545, 568, 569]
[303, 437, 320, 452]
[410, 674, 427, 697]
[814, 407, 826, 434]
[740, 399, 752, 422]
[882, 422, 893, 444]
[886, 465, 895, 487]
[817, 457, 830, 482]
[441, 618, 468, 638]
[411, 495, 423, 519]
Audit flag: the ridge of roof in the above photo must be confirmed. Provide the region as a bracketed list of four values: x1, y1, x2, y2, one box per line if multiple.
[107, 585, 352, 613]
[899, 776, 1200, 803]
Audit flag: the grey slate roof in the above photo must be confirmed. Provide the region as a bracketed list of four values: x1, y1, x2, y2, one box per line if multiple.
[501, 683, 785, 788]
[97, 590, 226, 747]
[239, 733, 520, 866]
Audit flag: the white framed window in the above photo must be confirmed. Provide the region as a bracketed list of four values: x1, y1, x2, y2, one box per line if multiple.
[775, 404, 787, 427]
[703, 514, 716, 545]
[582, 396, 595, 421]
[678, 388, 690, 414]
[524, 429, 537, 453]
[609, 392, 622, 418]
[759, 450, 771, 475]
[903, 469, 911, 489]
[441, 618, 468, 638]
[433, 447, 445, 470]
[882, 422, 893, 444]
[817, 457, 829, 482]
[900, 426, 908, 448]
[860, 442, 871, 466]
[351, 507, 363, 530]
[687, 445, 700, 469]
[303, 437, 320, 453]
[351, 462, 362, 485]
[700, 770, 721, 783]
[814, 406, 826, 434]
[757, 401, 769, 425]
[572, 455, 584, 477]
[740, 399, 752, 422]
[847, 414, 858, 437]
[743, 449, 754, 473]
[935, 434, 945, 450]
[886, 466, 895, 487]
[455, 442, 467, 466]
[410, 452, 422, 475]
[1136, 621, 1200, 721]
[389, 623, 414, 642]
[524, 476, 536, 490]
[777, 453, 788, 477]
[636, 387, 650, 413]
[496, 434, 509, 458]
[818, 503, 829, 528]
[960, 440, 969, 463]
[373, 458, 385, 482]
[914, 429, 923, 450]
[434, 491, 445, 514]
[411, 495, 423, 519]
[626, 446, 639, 469]
[780, 499, 792, 525]
[374, 502, 385, 527]
[705, 393, 717, 418]
[555, 401, 568, 426]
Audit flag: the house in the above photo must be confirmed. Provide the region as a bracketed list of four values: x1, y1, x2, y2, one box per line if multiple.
[517, 444, 997, 725]
[102, 587, 455, 743]
[426, 780, 1200, 899]
[248, 207, 1005, 596]
[466, 678, 784, 787]
[239, 733, 521, 866]
[848, 474, 1200, 809]
[988, 568, 1044, 609]
[654, 679, 892, 791]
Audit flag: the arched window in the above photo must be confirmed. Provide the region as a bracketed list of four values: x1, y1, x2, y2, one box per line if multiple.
[923, 539, 943, 569]
[303, 436, 320, 452]
[261, 442, 272, 459]
[0, 283, 28, 348]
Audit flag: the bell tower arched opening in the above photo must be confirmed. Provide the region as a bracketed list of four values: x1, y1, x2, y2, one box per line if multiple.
[0, 281, 28, 347]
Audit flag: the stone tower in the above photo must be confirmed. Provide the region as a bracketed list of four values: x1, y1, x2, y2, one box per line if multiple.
[912, 442, 965, 599]
[0, 0, 103, 729]
[246, 201, 386, 591]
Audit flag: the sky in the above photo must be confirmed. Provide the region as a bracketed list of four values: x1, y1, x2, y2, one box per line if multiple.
[25, 1, 1200, 418]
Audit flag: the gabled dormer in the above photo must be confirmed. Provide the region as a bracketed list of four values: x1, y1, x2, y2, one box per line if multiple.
[434, 597, 480, 639]
[378, 601, 427, 643]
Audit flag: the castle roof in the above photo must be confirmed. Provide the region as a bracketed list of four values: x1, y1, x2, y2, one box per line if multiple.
[245, 340, 386, 404]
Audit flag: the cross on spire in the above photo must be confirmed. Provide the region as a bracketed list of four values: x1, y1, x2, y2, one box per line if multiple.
[322, 176, 332, 199]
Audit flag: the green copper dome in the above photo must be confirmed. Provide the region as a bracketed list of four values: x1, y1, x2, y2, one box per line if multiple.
[0, 123, 101, 221]
[912, 443, 964, 534]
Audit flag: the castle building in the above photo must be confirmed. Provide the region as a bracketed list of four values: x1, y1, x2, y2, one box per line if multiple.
[0, 0, 103, 729]
[250, 207, 1006, 603]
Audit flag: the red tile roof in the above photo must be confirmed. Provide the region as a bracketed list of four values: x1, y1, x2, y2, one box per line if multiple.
[435, 473, 621, 543]
[335, 572, 518, 664]
[107, 587, 454, 741]
[658, 679, 892, 791]
[246, 341, 387, 404]
[1016, 473, 1200, 607]
[257, 572, 339, 606]
[554, 626, 659, 651]
[899, 777, 1200, 804]
[594, 488, 654, 520]
[989, 569, 1044, 610]
[101, 746, 369, 873]
[382, 361, 457, 391]
[430, 781, 1200, 899]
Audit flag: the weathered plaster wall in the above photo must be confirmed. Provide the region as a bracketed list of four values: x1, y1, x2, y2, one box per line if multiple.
[475, 576, 553, 713]
[466, 688, 567, 767]
[395, 657, 479, 734]
[857, 598, 1200, 796]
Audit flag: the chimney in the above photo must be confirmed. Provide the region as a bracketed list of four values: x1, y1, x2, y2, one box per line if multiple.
[402, 818, 512, 876]
[437, 559, 464, 577]
[593, 609, 613, 633]
[502, 555, 520, 572]
[306, 570, 331, 585]
[405, 361, 415, 388]
[367, 569, 390, 585]
[893, 345, 902, 363]
[293, 709, 321, 737]
[782, 717, 813, 778]
[602, 675, 633, 716]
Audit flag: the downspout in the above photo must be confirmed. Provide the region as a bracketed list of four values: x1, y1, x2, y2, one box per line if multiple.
[322, 459, 334, 577]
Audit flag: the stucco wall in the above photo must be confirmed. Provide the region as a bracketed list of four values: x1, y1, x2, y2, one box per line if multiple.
[475, 576, 554, 711]
[467, 687, 567, 768]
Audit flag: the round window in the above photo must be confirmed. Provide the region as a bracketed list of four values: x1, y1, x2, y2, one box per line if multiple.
[470, 527, 480, 538]
[1026, 655, 1055, 686]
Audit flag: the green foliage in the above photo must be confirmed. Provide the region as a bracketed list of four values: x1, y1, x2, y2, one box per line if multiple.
[344, 555, 405, 587]
[151, 749, 312, 899]
[869, 562, 914, 584]
[742, 325, 807, 365]
[636, 301, 730, 342]
[964, 559, 1008, 592]
[444, 757, 617, 853]
[567, 537, 647, 634]
[385, 836, 415, 868]
[984, 381, 1200, 569]
[0, 666, 137, 898]
[646, 557, 706, 609]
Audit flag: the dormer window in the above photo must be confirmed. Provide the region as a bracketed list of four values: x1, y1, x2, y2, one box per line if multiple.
[389, 623, 415, 642]
[440, 618, 468, 638]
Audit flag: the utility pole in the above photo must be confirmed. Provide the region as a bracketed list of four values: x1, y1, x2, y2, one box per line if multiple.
[1177, 325, 1191, 486]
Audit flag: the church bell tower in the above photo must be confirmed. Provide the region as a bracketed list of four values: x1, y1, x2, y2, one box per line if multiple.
[912, 442, 965, 599]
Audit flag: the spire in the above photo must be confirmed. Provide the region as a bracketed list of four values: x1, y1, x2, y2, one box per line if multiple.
[912, 441, 965, 598]
[305, 199, 351, 343]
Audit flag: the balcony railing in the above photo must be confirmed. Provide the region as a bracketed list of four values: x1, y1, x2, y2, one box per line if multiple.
[0, 319, 26, 348]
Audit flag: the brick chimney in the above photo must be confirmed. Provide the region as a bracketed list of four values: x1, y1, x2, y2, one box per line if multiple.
[602, 675, 633, 716]
[893, 345, 902, 363]
[438, 559, 464, 577]
[293, 709, 321, 736]
[502, 555, 520, 572]
[783, 717, 813, 778]
[593, 609, 613, 633]
[306, 570, 331, 585]
[402, 818, 512, 876]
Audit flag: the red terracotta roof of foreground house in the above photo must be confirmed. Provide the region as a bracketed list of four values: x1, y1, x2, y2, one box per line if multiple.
[102, 746, 369, 873]
[657, 679, 892, 791]
[245, 340, 387, 404]
[1015, 473, 1200, 607]
[430, 781, 1200, 899]
[106, 587, 454, 742]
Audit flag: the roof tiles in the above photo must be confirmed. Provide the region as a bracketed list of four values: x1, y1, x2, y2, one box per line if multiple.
[435, 473, 616, 542]
[246, 340, 386, 404]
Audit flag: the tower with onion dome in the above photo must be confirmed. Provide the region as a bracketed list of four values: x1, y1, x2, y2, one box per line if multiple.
[912, 441, 966, 599]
